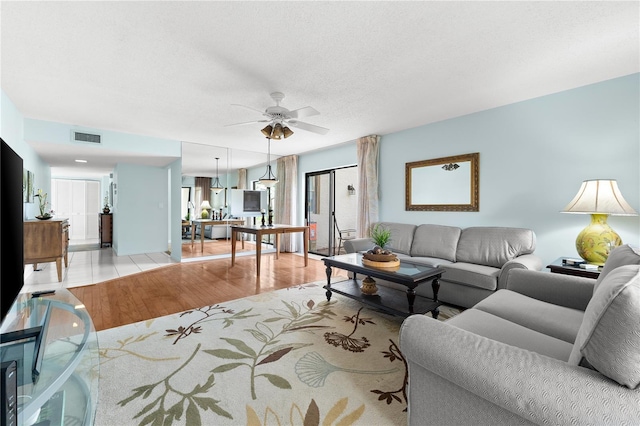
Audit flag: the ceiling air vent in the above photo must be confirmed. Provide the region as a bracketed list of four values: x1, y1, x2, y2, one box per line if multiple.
[72, 131, 101, 144]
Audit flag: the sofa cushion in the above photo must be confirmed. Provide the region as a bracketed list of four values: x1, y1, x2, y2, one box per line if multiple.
[569, 265, 640, 389]
[446, 308, 574, 361]
[376, 222, 417, 255]
[593, 244, 640, 295]
[440, 262, 499, 291]
[403, 256, 453, 268]
[456, 227, 536, 268]
[473, 289, 583, 344]
[410, 224, 461, 262]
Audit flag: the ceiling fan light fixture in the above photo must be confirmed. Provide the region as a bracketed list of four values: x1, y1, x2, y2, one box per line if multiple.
[283, 126, 294, 138]
[271, 123, 284, 140]
[261, 125, 273, 138]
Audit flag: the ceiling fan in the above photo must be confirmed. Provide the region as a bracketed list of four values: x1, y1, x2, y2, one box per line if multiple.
[226, 92, 329, 139]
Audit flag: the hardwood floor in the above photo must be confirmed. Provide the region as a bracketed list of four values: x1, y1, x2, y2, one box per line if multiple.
[70, 253, 348, 331]
[181, 237, 252, 258]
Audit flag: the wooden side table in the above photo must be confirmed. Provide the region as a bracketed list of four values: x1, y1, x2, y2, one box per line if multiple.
[546, 257, 601, 279]
[24, 218, 70, 282]
[99, 213, 113, 247]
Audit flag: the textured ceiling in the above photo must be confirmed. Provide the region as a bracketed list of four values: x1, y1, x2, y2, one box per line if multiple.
[1, 1, 638, 178]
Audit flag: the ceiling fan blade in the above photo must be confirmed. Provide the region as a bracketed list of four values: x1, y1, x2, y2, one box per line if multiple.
[288, 106, 320, 119]
[224, 119, 270, 127]
[230, 104, 266, 115]
[287, 120, 329, 135]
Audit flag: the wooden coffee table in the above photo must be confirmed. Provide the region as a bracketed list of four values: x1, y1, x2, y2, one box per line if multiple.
[322, 253, 444, 318]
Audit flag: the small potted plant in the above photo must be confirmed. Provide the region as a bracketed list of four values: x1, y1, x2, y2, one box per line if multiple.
[364, 224, 395, 261]
[103, 192, 111, 214]
[35, 189, 53, 220]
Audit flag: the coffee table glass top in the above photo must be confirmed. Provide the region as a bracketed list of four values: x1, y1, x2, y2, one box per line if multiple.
[323, 253, 443, 281]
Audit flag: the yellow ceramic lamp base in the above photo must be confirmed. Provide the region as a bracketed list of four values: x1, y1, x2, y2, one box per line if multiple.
[575, 214, 622, 265]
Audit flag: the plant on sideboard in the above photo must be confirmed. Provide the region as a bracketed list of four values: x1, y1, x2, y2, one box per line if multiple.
[35, 188, 53, 219]
[103, 191, 111, 214]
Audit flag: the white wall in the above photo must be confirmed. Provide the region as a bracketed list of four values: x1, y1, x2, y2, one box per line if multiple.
[334, 166, 358, 232]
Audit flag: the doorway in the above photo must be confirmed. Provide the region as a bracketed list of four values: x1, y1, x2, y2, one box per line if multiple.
[51, 178, 101, 248]
[305, 166, 358, 256]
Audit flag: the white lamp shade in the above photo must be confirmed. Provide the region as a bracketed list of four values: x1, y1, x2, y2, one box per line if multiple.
[259, 178, 278, 188]
[200, 200, 212, 210]
[562, 180, 638, 216]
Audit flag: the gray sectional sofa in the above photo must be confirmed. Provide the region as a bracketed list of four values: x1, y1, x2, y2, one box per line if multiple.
[400, 244, 640, 425]
[344, 222, 542, 308]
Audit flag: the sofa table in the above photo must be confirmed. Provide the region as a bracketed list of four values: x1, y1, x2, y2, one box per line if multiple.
[322, 253, 444, 318]
[546, 257, 601, 279]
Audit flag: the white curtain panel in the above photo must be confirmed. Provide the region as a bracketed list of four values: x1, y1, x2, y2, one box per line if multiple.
[356, 135, 380, 238]
[237, 168, 247, 190]
[275, 155, 298, 252]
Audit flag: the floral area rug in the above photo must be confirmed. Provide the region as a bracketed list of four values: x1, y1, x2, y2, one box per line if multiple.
[95, 280, 460, 425]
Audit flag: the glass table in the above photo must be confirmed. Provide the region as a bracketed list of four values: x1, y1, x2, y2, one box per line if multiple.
[1, 289, 99, 425]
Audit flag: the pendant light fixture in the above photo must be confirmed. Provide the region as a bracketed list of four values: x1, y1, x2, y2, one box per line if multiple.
[211, 157, 224, 195]
[259, 138, 278, 187]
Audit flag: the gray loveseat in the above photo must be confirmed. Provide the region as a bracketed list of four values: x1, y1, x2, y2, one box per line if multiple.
[400, 244, 640, 425]
[344, 222, 542, 308]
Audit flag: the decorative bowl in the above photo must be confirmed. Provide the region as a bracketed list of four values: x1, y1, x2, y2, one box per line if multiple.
[363, 252, 397, 262]
[36, 214, 53, 220]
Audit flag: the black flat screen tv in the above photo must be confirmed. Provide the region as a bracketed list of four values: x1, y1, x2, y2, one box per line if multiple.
[229, 189, 267, 217]
[1, 137, 25, 323]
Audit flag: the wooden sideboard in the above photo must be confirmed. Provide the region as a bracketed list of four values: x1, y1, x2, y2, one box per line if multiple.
[24, 218, 70, 282]
[100, 213, 113, 248]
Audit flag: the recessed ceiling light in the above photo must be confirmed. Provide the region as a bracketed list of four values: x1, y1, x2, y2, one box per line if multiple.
[75, 159, 87, 163]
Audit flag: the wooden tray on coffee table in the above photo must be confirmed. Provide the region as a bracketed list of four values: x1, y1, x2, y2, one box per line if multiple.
[362, 257, 400, 270]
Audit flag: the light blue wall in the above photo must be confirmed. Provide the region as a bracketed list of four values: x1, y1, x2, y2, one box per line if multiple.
[374, 73, 639, 265]
[113, 163, 169, 255]
[5, 73, 639, 265]
[3, 92, 185, 257]
[17, 115, 183, 256]
[22, 118, 182, 218]
[1, 91, 51, 219]
[169, 158, 182, 261]
[23, 118, 181, 158]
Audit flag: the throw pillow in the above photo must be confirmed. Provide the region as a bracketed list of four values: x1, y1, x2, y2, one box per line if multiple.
[568, 265, 640, 389]
[593, 244, 640, 295]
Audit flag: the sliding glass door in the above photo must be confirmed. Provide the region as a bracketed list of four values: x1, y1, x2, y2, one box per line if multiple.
[305, 166, 358, 256]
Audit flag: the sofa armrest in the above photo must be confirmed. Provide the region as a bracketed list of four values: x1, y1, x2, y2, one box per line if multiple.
[497, 254, 542, 289]
[343, 237, 373, 254]
[400, 315, 640, 425]
[504, 269, 594, 311]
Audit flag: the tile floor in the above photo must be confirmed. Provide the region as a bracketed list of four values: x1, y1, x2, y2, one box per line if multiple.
[22, 246, 177, 294]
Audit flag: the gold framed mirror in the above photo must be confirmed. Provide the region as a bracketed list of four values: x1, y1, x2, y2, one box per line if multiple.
[405, 152, 479, 211]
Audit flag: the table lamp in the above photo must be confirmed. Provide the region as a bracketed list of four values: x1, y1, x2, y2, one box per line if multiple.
[200, 200, 212, 219]
[562, 179, 637, 265]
